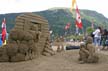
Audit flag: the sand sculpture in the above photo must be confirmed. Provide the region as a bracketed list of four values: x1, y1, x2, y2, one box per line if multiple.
[79, 36, 99, 63]
[55, 37, 64, 52]
[0, 13, 55, 62]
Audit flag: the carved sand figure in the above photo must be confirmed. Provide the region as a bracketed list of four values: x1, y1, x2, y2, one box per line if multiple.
[79, 36, 99, 63]
[56, 37, 64, 52]
[0, 13, 55, 62]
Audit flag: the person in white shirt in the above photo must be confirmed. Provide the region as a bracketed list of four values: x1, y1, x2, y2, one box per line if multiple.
[93, 27, 102, 47]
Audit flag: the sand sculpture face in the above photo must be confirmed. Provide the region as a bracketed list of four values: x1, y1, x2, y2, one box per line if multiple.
[0, 13, 55, 62]
[86, 36, 93, 44]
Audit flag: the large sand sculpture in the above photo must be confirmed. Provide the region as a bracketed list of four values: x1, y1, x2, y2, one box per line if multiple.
[0, 13, 55, 62]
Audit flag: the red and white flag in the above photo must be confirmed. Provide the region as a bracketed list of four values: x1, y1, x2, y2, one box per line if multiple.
[65, 22, 71, 30]
[1, 18, 7, 43]
[75, 5, 83, 29]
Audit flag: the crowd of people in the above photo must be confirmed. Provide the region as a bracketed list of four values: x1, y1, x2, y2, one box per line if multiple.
[91, 26, 108, 50]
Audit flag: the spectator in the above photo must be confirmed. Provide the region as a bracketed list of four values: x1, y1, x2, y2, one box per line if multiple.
[93, 27, 102, 49]
[102, 30, 108, 50]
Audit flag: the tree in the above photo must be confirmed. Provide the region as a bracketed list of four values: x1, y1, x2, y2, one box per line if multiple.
[86, 27, 94, 35]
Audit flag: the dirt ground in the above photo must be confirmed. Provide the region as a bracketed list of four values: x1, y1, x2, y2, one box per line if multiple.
[0, 50, 108, 71]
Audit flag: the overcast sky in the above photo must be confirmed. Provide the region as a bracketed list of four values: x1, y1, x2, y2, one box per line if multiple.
[0, 0, 108, 18]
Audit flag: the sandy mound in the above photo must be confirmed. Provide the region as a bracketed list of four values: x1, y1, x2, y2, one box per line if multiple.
[0, 50, 108, 71]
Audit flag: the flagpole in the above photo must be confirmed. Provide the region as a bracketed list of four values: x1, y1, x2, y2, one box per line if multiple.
[82, 27, 84, 36]
[91, 19, 94, 29]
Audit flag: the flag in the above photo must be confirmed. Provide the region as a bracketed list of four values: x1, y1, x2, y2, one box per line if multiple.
[75, 5, 83, 29]
[70, 0, 76, 11]
[1, 18, 7, 45]
[65, 22, 71, 30]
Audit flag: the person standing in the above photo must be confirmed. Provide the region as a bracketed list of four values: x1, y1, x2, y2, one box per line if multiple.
[93, 27, 102, 50]
[102, 29, 108, 50]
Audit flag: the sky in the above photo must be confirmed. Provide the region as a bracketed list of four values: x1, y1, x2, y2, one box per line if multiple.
[0, 0, 108, 18]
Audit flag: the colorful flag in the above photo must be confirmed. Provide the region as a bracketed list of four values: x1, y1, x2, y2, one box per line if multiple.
[75, 5, 83, 29]
[1, 18, 7, 45]
[65, 22, 71, 30]
[70, 0, 76, 11]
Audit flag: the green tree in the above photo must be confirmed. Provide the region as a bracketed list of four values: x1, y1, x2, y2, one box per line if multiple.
[86, 27, 94, 35]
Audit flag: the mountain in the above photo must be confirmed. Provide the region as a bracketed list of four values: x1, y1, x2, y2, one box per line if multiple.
[0, 8, 108, 36]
